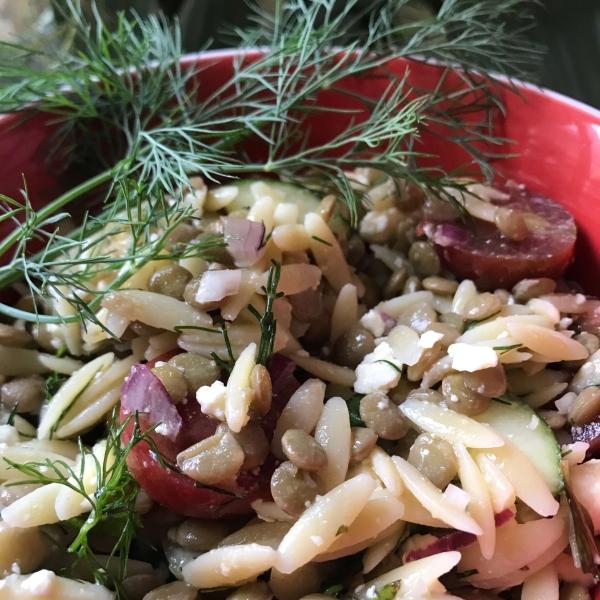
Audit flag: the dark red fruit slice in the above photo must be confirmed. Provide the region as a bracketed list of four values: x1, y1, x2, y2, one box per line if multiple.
[422, 185, 576, 290]
[121, 354, 299, 518]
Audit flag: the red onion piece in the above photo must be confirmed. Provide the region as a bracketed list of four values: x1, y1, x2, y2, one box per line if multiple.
[224, 217, 266, 267]
[403, 508, 515, 563]
[121, 364, 183, 441]
[377, 310, 397, 335]
[432, 223, 471, 248]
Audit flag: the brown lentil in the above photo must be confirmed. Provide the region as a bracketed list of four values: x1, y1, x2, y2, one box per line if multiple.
[250, 364, 272, 416]
[177, 430, 244, 485]
[568, 386, 600, 426]
[142, 582, 198, 600]
[346, 235, 366, 267]
[369, 259, 393, 288]
[281, 429, 328, 472]
[421, 276, 459, 296]
[463, 364, 507, 398]
[148, 264, 193, 301]
[393, 220, 417, 254]
[332, 325, 376, 369]
[359, 392, 409, 440]
[574, 332, 600, 358]
[289, 285, 324, 323]
[402, 276, 422, 295]
[302, 315, 332, 348]
[424, 323, 460, 349]
[390, 428, 420, 460]
[408, 433, 458, 489]
[494, 207, 528, 242]
[271, 563, 322, 600]
[408, 242, 441, 278]
[383, 268, 409, 300]
[559, 583, 591, 600]
[1, 376, 46, 413]
[226, 582, 272, 600]
[421, 355, 456, 389]
[217, 422, 269, 471]
[512, 278, 557, 303]
[151, 365, 188, 404]
[270, 461, 318, 516]
[0, 324, 32, 348]
[31, 323, 60, 353]
[357, 274, 382, 309]
[397, 304, 437, 335]
[407, 345, 441, 382]
[167, 353, 220, 395]
[168, 518, 229, 551]
[440, 312, 465, 332]
[350, 426, 378, 463]
[388, 378, 419, 405]
[442, 374, 491, 416]
[460, 292, 502, 320]
[15, 295, 36, 314]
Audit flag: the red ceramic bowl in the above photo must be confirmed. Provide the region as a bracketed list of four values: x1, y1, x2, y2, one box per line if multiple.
[2, 50, 600, 292]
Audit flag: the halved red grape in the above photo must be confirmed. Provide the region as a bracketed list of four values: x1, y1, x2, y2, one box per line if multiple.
[422, 186, 576, 290]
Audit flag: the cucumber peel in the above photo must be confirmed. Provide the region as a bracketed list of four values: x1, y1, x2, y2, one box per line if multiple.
[475, 392, 563, 494]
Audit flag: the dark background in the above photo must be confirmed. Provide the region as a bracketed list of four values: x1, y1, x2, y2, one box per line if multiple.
[64, 0, 600, 109]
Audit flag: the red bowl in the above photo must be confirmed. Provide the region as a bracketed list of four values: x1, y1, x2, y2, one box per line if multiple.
[2, 50, 600, 292]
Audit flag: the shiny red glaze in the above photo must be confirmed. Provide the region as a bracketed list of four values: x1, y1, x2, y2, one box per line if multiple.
[1, 52, 600, 291]
[121, 354, 299, 517]
[427, 186, 577, 290]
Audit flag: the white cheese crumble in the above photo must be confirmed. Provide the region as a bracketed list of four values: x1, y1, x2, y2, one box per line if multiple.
[354, 342, 402, 394]
[442, 483, 471, 511]
[366, 585, 377, 599]
[196, 380, 227, 421]
[447, 343, 499, 372]
[418, 330, 444, 349]
[555, 392, 577, 414]
[154, 423, 171, 437]
[559, 317, 573, 330]
[360, 309, 385, 338]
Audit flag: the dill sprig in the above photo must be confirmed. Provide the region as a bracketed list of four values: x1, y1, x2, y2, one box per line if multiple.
[5, 410, 161, 598]
[0, 0, 541, 327]
[248, 260, 283, 366]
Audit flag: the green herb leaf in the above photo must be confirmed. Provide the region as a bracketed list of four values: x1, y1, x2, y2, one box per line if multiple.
[457, 569, 479, 578]
[336, 524, 349, 536]
[347, 394, 365, 427]
[375, 359, 403, 374]
[311, 235, 333, 247]
[464, 311, 501, 332]
[492, 343, 523, 355]
[322, 584, 345, 597]
[376, 582, 400, 600]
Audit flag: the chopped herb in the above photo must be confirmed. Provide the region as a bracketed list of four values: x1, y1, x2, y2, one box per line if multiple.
[336, 524, 349, 536]
[248, 260, 283, 367]
[45, 372, 67, 399]
[492, 343, 523, 355]
[194, 482, 244, 498]
[347, 394, 365, 427]
[492, 397, 512, 405]
[375, 360, 402, 374]
[210, 352, 233, 374]
[457, 569, 479, 578]
[56, 346, 68, 358]
[322, 584, 345, 597]
[258, 229, 273, 250]
[562, 450, 573, 458]
[311, 235, 333, 247]
[463, 310, 501, 332]
[6, 404, 18, 426]
[173, 325, 221, 334]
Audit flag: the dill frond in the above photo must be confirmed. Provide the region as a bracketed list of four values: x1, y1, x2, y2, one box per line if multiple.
[4, 410, 160, 598]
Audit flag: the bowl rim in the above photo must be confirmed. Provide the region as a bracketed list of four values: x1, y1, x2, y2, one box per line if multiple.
[177, 47, 600, 121]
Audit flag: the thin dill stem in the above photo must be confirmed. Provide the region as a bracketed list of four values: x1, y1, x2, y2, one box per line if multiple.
[0, 169, 113, 261]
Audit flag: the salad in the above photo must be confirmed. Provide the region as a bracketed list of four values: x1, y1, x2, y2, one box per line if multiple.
[0, 1, 597, 600]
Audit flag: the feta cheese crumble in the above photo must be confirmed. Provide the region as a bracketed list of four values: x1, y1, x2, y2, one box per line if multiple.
[354, 342, 402, 394]
[196, 380, 227, 421]
[447, 343, 499, 372]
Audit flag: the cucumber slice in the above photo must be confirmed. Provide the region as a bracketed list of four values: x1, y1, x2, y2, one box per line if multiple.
[474, 392, 563, 494]
[227, 180, 321, 219]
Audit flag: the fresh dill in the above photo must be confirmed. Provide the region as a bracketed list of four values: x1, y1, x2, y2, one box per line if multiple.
[346, 393, 366, 427]
[375, 359, 403, 374]
[248, 260, 283, 367]
[311, 236, 333, 247]
[492, 343, 523, 355]
[463, 310, 501, 332]
[0, 0, 542, 329]
[4, 410, 163, 598]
